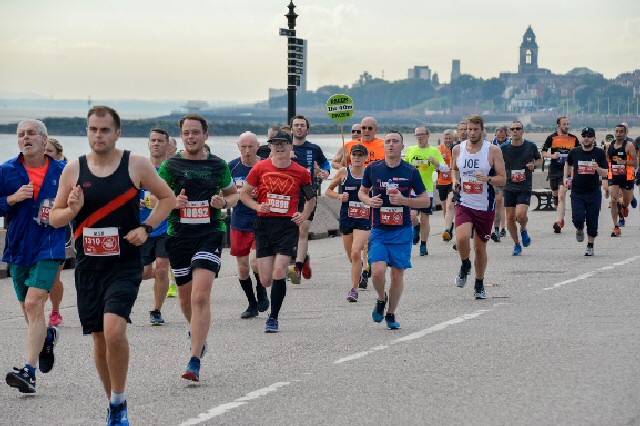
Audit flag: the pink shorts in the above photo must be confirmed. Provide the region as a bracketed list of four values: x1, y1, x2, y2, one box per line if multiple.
[455, 204, 495, 242]
[230, 229, 256, 257]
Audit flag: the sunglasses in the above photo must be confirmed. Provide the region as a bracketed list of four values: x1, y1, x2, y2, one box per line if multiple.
[510, 127, 523, 131]
[361, 126, 374, 131]
[352, 130, 361, 134]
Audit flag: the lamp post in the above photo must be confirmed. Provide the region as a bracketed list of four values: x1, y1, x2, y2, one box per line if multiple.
[280, 1, 302, 124]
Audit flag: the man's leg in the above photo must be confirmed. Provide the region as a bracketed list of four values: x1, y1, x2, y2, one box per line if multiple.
[350, 230, 369, 289]
[24, 287, 49, 368]
[557, 184, 568, 223]
[473, 237, 489, 280]
[295, 219, 311, 267]
[387, 267, 405, 314]
[505, 206, 519, 245]
[177, 282, 192, 323]
[189, 268, 215, 359]
[92, 332, 111, 398]
[455, 222, 474, 261]
[610, 185, 621, 226]
[153, 257, 170, 312]
[371, 261, 387, 302]
[102, 313, 129, 395]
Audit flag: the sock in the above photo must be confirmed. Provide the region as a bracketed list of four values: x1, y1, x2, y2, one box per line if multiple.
[420, 241, 426, 247]
[269, 278, 287, 320]
[254, 272, 267, 302]
[239, 278, 257, 305]
[45, 327, 54, 344]
[462, 258, 472, 270]
[25, 363, 36, 377]
[587, 242, 594, 248]
[449, 224, 455, 234]
[110, 391, 126, 405]
[474, 278, 484, 291]
[295, 261, 303, 272]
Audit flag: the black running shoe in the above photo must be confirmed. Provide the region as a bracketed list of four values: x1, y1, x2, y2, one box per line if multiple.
[6, 367, 36, 393]
[39, 326, 58, 373]
[240, 304, 258, 319]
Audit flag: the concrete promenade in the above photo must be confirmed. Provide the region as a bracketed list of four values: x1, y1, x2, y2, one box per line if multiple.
[1, 190, 639, 425]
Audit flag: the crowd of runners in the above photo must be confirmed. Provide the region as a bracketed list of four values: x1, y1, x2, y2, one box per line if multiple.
[1, 108, 638, 425]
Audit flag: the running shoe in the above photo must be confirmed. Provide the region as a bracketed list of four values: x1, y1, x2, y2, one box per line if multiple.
[347, 288, 358, 302]
[384, 313, 400, 330]
[265, 317, 279, 333]
[553, 221, 562, 233]
[39, 326, 58, 373]
[622, 206, 629, 217]
[107, 401, 130, 425]
[167, 282, 177, 298]
[372, 293, 387, 323]
[490, 231, 500, 242]
[631, 197, 637, 208]
[455, 264, 471, 288]
[181, 357, 200, 382]
[611, 226, 621, 237]
[513, 244, 523, 256]
[442, 229, 452, 242]
[618, 217, 625, 227]
[419, 244, 428, 256]
[585, 246, 595, 256]
[576, 228, 585, 242]
[48, 311, 63, 327]
[500, 228, 507, 238]
[256, 287, 270, 313]
[240, 304, 258, 319]
[5, 367, 36, 394]
[521, 230, 531, 247]
[149, 309, 165, 326]
[301, 255, 312, 280]
[288, 266, 301, 285]
[358, 272, 368, 289]
[474, 287, 487, 299]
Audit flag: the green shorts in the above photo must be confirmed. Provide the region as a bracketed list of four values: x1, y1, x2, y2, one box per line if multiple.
[9, 260, 61, 302]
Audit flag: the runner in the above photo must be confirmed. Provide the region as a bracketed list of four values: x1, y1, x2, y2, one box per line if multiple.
[358, 130, 429, 329]
[500, 121, 541, 256]
[405, 126, 448, 256]
[438, 129, 455, 241]
[158, 114, 238, 382]
[351, 124, 362, 141]
[141, 128, 172, 325]
[443, 121, 468, 250]
[239, 130, 316, 333]
[326, 144, 371, 302]
[541, 116, 579, 233]
[565, 127, 609, 256]
[228, 131, 270, 318]
[50, 106, 175, 424]
[166, 137, 179, 299]
[491, 126, 509, 242]
[451, 114, 506, 299]
[606, 124, 637, 236]
[2, 120, 65, 394]
[331, 116, 386, 169]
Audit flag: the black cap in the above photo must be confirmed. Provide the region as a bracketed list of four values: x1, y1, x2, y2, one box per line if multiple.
[581, 127, 595, 138]
[268, 130, 292, 144]
[605, 134, 614, 141]
[350, 144, 369, 155]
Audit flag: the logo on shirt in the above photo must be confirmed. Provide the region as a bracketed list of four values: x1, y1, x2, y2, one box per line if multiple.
[263, 172, 295, 194]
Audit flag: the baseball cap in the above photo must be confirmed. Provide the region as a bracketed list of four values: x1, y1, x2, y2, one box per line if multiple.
[605, 134, 614, 141]
[268, 130, 292, 144]
[350, 144, 369, 155]
[581, 127, 595, 138]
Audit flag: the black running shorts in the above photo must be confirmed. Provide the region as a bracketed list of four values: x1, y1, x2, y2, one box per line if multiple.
[166, 232, 224, 285]
[255, 216, 299, 258]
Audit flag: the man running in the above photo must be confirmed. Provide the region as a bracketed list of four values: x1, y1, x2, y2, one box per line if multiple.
[240, 130, 316, 333]
[501, 121, 541, 256]
[50, 106, 175, 424]
[331, 116, 386, 169]
[2, 119, 65, 394]
[452, 114, 506, 299]
[405, 126, 448, 256]
[358, 130, 429, 329]
[565, 127, 609, 256]
[438, 129, 455, 241]
[541, 116, 579, 233]
[443, 121, 468, 249]
[491, 126, 509, 242]
[326, 144, 371, 302]
[228, 132, 269, 318]
[158, 114, 237, 382]
[606, 124, 637, 236]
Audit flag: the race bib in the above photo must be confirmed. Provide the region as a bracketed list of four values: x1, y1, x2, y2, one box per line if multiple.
[462, 180, 483, 194]
[511, 169, 526, 183]
[83, 227, 120, 256]
[612, 164, 625, 176]
[37, 198, 54, 226]
[557, 153, 568, 165]
[380, 206, 403, 226]
[180, 200, 211, 224]
[413, 159, 430, 171]
[348, 201, 370, 219]
[267, 193, 290, 214]
[577, 161, 595, 175]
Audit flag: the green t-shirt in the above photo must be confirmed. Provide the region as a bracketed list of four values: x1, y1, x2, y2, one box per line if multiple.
[404, 145, 445, 194]
[158, 152, 233, 237]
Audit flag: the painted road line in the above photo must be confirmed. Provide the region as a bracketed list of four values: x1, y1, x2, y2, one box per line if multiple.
[543, 255, 640, 291]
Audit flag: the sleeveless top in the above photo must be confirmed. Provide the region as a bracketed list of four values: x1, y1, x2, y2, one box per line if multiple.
[457, 140, 495, 211]
[607, 140, 634, 180]
[339, 166, 370, 228]
[74, 150, 141, 269]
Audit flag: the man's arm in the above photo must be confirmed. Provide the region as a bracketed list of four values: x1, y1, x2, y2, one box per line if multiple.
[331, 146, 346, 170]
[488, 145, 507, 186]
[50, 159, 82, 228]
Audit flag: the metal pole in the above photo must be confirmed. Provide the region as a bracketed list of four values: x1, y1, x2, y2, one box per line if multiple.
[286, 1, 298, 124]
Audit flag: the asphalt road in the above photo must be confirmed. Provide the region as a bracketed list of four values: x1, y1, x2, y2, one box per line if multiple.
[1, 199, 639, 425]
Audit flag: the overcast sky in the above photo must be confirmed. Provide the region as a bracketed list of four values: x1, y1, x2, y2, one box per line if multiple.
[1, 0, 638, 103]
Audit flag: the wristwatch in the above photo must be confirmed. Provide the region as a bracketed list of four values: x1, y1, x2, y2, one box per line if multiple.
[141, 223, 153, 234]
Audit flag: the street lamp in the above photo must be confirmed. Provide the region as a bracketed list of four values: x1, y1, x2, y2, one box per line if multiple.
[280, 1, 303, 124]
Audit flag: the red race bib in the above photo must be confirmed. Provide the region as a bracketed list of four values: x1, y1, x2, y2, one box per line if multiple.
[511, 169, 526, 183]
[380, 206, 403, 226]
[348, 201, 370, 219]
[83, 227, 120, 256]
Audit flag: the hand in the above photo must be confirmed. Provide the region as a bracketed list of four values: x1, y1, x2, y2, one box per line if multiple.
[553, 152, 561, 159]
[340, 192, 349, 202]
[11, 181, 34, 204]
[176, 188, 188, 209]
[526, 161, 535, 171]
[123, 227, 148, 246]
[291, 212, 306, 226]
[68, 185, 84, 214]
[369, 194, 383, 208]
[319, 169, 330, 180]
[452, 180, 461, 193]
[388, 188, 404, 206]
[257, 202, 271, 213]
[474, 172, 490, 182]
[210, 194, 226, 209]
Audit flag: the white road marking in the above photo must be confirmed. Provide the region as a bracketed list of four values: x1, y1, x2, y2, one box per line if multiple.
[334, 345, 389, 364]
[543, 255, 640, 290]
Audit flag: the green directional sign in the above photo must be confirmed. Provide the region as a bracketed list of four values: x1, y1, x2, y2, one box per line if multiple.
[326, 94, 355, 122]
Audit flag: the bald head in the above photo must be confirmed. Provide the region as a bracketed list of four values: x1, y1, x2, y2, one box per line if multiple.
[237, 131, 259, 162]
[360, 117, 378, 142]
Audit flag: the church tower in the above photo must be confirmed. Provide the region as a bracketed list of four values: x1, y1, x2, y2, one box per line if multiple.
[518, 25, 538, 74]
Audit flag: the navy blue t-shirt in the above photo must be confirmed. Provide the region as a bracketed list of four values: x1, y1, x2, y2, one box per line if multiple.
[292, 141, 330, 187]
[228, 157, 258, 231]
[361, 159, 426, 230]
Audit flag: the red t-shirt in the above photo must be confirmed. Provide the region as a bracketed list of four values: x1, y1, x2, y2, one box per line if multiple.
[245, 159, 312, 217]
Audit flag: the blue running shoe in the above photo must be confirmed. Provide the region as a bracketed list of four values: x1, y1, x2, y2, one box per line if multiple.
[618, 217, 625, 227]
[384, 313, 400, 329]
[419, 244, 427, 256]
[181, 357, 200, 382]
[107, 401, 129, 425]
[513, 244, 522, 256]
[265, 317, 279, 333]
[6, 367, 36, 394]
[631, 197, 637, 209]
[372, 294, 387, 323]
[521, 230, 531, 247]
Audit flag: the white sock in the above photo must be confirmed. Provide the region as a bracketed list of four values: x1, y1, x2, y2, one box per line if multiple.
[110, 391, 126, 405]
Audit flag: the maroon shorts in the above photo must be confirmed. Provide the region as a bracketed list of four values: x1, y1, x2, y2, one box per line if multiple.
[230, 229, 256, 257]
[455, 204, 495, 242]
